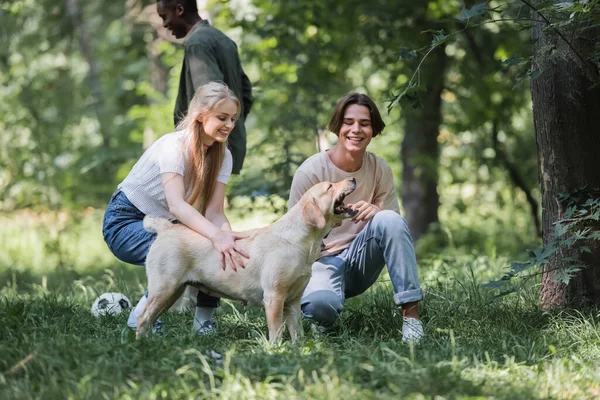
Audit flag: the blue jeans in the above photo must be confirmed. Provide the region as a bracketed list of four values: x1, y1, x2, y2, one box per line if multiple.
[301, 210, 423, 327]
[102, 190, 219, 308]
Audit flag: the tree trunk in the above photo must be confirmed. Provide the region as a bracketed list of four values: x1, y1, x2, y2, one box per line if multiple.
[65, 0, 109, 149]
[531, 1, 600, 308]
[401, 45, 447, 241]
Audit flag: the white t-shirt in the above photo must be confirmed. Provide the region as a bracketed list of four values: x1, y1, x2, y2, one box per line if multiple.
[118, 130, 232, 220]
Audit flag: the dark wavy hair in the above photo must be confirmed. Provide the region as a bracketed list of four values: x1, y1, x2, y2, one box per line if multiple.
[327, 93, 386, 137]
[156, 0, 198, 14]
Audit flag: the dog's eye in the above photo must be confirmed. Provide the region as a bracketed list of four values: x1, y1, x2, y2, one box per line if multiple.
[327, 184, 332, 191]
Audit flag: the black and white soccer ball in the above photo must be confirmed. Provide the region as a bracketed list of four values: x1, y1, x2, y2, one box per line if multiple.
[91, 292, 132, 317]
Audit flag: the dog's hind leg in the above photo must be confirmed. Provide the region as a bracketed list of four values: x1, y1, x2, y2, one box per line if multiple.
[284, 297, 303, 342]
[264, 292, 286, 344]
[137, 282, 186, 339]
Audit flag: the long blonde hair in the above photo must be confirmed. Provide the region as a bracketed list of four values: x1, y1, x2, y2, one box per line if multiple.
[176, 82, 240, 214]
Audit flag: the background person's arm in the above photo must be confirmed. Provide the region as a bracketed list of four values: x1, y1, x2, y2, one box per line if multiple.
[241, 71, 253, 119]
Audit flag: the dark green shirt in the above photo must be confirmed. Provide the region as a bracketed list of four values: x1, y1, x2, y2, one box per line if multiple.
[175, 22, 253, 174]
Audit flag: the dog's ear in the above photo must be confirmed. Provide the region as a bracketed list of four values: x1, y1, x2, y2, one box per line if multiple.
[302, 198, 326, 230]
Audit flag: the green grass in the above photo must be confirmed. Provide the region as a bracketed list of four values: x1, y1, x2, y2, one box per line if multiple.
[1, 210, 600, 399]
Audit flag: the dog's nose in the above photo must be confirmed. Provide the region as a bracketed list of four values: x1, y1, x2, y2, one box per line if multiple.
[348, 177, 356, 184]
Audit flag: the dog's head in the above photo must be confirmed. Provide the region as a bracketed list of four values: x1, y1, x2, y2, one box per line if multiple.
[301, 178, 358, 230]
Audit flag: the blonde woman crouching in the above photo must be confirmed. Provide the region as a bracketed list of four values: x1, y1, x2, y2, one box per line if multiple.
[102, 82, 248, 334]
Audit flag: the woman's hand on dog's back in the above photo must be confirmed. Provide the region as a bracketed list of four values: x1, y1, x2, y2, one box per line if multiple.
[162, 173, 249, 271]
[210, 230, 249, 271]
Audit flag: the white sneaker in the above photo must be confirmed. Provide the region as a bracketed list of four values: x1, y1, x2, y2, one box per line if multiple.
[310, 323, 336, 336]
[311, 323, 327, 335]
[402, 317, 424, 344]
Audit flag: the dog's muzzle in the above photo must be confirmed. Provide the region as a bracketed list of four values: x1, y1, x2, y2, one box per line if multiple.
[334, 178, 358, 216]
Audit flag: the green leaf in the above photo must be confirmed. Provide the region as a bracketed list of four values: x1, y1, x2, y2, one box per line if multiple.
[509, 261, 535, 275]
[553, 222, 568, 238]
[457, 3, 488, 22]
[579, 246, 592, 254]
[530, 69, 544, 80]
[502, 53, 523, 68]
[565, 205, 578, 218]
[432, 30, 448, 45]
[422, 29, 449, 47]
[572, 228, 591, 240]
[552, 266, 585, 285]
[533, 245, 559, 263]
[387, 80, 425, 112]
[398, 47, 418, 62]
[484, 279, 507, 289]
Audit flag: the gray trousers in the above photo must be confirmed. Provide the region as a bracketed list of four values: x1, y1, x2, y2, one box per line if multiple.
[301, 210, 423, 327]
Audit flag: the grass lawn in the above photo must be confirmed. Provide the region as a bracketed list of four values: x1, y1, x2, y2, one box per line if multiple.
[1, 210, 600, 399]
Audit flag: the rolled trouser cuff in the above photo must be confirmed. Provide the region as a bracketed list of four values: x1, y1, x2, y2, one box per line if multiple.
[393, 288, 423, 306]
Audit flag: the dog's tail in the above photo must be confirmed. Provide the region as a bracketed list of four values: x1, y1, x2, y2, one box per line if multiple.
[143, 216, 173, 234]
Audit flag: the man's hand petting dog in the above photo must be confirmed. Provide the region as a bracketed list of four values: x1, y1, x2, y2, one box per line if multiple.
[210, 230, 249, 271]
[348, 201, 381, 223]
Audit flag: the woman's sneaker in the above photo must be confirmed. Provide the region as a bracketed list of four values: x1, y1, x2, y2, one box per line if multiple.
[127, 293, 164, 334]
[196, 320, 217, 335]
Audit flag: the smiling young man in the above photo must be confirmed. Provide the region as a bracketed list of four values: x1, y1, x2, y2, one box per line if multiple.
[156, 0, 253, 174]
[288, 93, 424, 343]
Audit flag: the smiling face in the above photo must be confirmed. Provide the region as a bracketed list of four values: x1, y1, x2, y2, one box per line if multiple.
[157, 1, 187, 39]
[337, 104, 373, 154]
[200, 99, 238, 148]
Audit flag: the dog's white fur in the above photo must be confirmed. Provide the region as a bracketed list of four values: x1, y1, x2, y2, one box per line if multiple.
[137, 178, 357, 343]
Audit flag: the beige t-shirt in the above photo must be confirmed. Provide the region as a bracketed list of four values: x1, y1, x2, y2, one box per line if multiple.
[288, 150, 400, 258]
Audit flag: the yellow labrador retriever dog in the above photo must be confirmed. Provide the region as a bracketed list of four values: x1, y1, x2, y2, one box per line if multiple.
[137, 178, 358, 343]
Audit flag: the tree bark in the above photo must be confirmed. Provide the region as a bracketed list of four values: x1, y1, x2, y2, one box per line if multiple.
[401, 45, 447, 241]
[531, 1, 600, 308]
